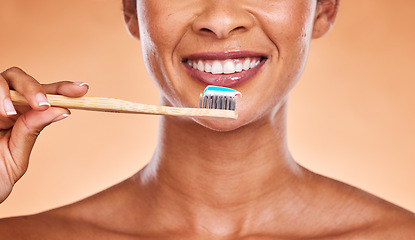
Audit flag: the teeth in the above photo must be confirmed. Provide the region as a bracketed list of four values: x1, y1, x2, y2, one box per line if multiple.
[205, 63, 212, 73]
[197, 60, 204, 71]
[223, 60, 236, 74]
[211, 61, 223, 74]
[187, 57, 262, 74]
[235, 62, 243, 72]
[242, 59, 250, 70]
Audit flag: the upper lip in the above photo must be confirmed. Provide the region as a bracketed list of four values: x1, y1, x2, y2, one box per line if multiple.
[182, 50, 268, 61]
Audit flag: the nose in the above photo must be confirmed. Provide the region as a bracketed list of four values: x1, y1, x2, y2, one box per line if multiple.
[192, 1, 254, 39]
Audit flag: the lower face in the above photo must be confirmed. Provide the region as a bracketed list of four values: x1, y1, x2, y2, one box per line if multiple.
[136, 0, 317, 131]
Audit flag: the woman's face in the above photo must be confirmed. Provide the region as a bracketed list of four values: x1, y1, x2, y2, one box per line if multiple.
[128, 0, 336, 131]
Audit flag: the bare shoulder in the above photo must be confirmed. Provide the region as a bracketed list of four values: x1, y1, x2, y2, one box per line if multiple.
[334, 211, 415, 239]
[366, 217, 415, 239]
[0, 178, 138, 239]
[0, 210, 91, 239]
[355, 203, 415, 239]
[310, 173, 415, 239]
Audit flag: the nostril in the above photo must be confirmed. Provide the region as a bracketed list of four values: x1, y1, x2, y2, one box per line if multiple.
[200, 28, 213, 33]
[231, 26, 246, 34]
[198, 26, 246, 38]
[192, 8, 254, 39]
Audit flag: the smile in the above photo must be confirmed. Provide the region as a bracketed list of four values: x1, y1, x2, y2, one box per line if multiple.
[182, 51, 267, 87]
[186, 57, 263, 75]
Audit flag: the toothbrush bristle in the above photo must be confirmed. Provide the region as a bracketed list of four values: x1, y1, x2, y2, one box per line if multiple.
[199, 86, 241, 110]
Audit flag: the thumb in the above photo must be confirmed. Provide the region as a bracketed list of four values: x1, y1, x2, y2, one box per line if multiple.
[8, 107, 70, 176]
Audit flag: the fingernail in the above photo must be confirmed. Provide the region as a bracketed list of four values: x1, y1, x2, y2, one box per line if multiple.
[36, 93, 51, 107]
[73, 82, 89, 88]
[3, 98, 17, 116]
[52, 113, 70, 123]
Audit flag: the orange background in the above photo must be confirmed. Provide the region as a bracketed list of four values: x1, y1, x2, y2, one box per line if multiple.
[0, 0, 414, 217]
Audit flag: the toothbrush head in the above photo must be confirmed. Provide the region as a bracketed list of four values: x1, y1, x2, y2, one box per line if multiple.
[199, 85, 242, 111]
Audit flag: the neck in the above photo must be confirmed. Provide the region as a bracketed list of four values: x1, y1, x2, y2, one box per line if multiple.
[135, 100, 307, 231]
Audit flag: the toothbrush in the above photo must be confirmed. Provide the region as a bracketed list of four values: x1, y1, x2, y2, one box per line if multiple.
[9, 85, 240, 120]
[199, 85, 242, 110]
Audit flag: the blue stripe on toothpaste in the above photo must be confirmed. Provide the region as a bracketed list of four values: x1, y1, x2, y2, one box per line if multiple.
[203, 85, 242, 97]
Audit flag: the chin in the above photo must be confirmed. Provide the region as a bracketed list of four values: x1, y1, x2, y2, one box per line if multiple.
[193, 119, 241, 132]
[192, 110, 256, 132]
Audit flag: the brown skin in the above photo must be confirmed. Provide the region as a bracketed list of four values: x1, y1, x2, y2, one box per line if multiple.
[1, 0, 415, 239]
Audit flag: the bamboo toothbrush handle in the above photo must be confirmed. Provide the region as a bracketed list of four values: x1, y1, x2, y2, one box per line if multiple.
[9, 90, 237, 120]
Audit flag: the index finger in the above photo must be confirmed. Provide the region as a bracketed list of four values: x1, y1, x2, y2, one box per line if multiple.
[1, 67, 50, 111]
[42, 81, 89, 97]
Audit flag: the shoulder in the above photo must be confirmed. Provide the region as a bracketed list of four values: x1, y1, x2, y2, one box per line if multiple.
[0, 211, 89, 239]
[378, 217, 415, 238]
[0, 209, 135, 239]
[338, 213, 415, 239]
[0, 178, 138, 239]
[364, 203, 415, 239]
[309, 173, 415, 239]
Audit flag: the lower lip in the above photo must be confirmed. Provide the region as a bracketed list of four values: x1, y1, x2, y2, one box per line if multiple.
[183, 60, 266, 88]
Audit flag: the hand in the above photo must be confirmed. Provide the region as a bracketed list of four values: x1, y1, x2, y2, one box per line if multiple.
[0, 67, 89, 203]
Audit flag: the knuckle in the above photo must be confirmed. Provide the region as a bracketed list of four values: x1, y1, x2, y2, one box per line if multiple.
[2, 66, 23, 76]
[7, 66, 23, 73]
[20, 114, 43, 138]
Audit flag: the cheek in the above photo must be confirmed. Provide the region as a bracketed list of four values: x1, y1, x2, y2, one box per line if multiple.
[137, 1, 195, 104]
[260, 1, 315, 85]
[136, 8, 174, 99]
[260, 1, 314, 55]
[137, 1, 193, 57]
[238, 2, 316, 119]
